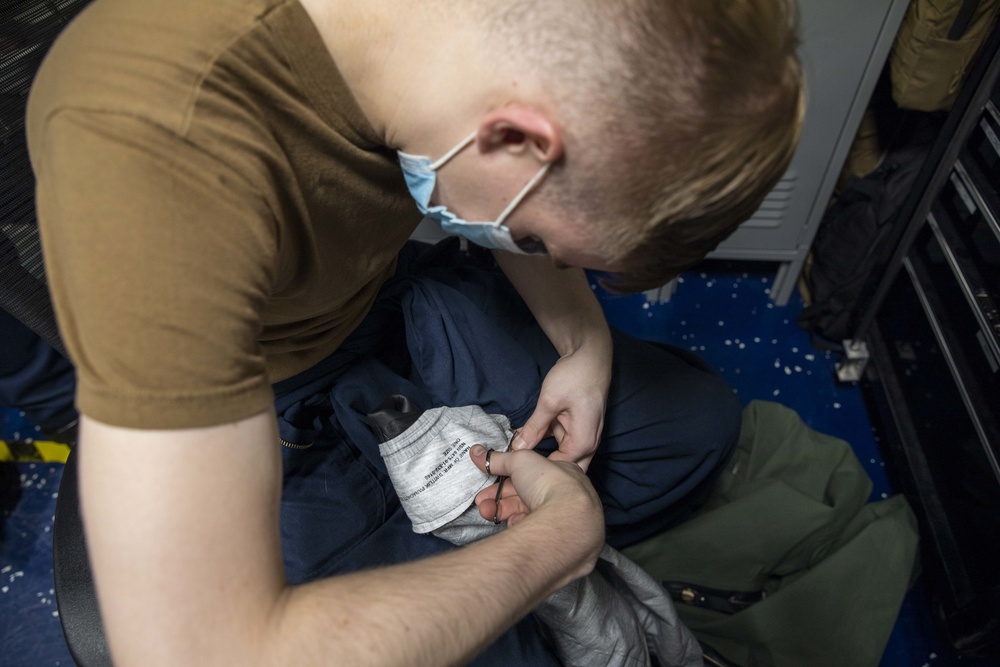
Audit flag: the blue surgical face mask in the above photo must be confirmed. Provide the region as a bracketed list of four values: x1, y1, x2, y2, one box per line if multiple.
[397, 131, 550, 254]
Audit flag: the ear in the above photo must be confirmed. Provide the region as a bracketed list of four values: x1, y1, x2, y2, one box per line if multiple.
[476, 106, 564, 165]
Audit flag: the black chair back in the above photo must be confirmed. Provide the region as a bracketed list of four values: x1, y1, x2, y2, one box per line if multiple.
[1, 0, 93, 353]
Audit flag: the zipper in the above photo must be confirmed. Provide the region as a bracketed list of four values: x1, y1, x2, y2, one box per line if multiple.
[702, 654, 727, 667]
[279, 438, 313, 450]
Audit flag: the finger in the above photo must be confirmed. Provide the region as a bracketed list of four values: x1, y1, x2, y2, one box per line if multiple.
[548, 448, 595, 473]
[474, 478, 529, 520]
[475, 481, 500, 507]
[474, 478, 514, 506]
[551, 420, 568, 447]
[514, 404, 557, 450]
[547, 427, 597, 472]
[547, 413, 602, 472]
[496, 494, 529, 520]
[476, 496, 498, 522]
[469, 444, 516, 477]
[477, 493, 530, 524]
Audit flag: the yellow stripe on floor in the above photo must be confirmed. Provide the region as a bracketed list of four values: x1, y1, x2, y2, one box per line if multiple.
[0, 439, 70, 463]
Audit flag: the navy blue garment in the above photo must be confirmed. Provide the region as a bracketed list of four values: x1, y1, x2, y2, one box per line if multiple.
[0, 308, 77, 435]
[273, 240, 741, 665]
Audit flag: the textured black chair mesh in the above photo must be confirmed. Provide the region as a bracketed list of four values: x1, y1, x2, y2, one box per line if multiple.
[1, 0, 93, 353]
[4, 10, 112, 667]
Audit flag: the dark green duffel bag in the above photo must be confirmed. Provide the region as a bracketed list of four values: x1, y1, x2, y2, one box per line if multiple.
[623, 401, 919, 667]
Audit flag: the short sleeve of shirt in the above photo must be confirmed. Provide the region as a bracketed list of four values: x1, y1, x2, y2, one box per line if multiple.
[33, 108, 278, 429]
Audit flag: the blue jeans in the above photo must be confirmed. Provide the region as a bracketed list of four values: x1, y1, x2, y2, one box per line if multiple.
[273, 241, 741, 665]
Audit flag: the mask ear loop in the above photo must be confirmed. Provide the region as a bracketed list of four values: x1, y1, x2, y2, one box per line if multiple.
[494, 161, 552, 227]
[429, 129, 552, 228]
[429, 131, 478, 171]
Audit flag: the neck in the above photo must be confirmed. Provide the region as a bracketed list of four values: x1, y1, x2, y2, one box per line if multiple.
[297, 0, 512, 154]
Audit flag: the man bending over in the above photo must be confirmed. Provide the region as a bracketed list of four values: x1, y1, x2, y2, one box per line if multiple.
[27, 0, 803, 663]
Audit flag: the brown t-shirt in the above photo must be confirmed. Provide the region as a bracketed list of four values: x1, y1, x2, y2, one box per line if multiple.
[26, 0, 422, 429]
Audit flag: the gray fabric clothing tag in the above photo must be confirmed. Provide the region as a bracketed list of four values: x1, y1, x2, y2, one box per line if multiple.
[379, 405, 511, 534]
[433, 502, 500, 545]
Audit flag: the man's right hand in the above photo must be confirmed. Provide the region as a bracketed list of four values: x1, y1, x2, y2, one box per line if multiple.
[469, 444, 604, 585]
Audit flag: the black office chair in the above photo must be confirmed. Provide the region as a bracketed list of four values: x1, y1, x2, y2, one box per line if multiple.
[1, 2, 111, 665]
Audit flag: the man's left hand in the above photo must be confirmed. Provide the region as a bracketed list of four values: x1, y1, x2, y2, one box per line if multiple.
[485, 252, 613, 521]
[513, 337, 611, 470]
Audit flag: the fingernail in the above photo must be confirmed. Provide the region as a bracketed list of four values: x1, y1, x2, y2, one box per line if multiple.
[512, 437, 528, 450]
[470, 445, 485, 456]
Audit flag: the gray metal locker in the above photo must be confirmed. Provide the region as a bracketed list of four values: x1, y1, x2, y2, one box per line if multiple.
[710, 0, 911, 304]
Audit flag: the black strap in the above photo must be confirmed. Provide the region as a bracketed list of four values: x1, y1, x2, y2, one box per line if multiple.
[53, 446, 113, 667]
[663, 580, 766, 615]
[949, 0, 982, 40]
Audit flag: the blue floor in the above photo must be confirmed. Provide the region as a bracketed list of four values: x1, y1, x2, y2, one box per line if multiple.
[0, 410, 66, 666]
[1, 263, 998, 666]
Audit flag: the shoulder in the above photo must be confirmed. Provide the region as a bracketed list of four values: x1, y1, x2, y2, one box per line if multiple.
[27, 0, 286, 145]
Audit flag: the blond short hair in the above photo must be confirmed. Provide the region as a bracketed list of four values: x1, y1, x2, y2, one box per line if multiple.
[485, 0, 805, 292]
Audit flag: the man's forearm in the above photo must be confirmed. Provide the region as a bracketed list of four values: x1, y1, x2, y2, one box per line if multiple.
[493, 252, 613, 457]
[264, 503, 592, 667]
[493, 252, 611, 356]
